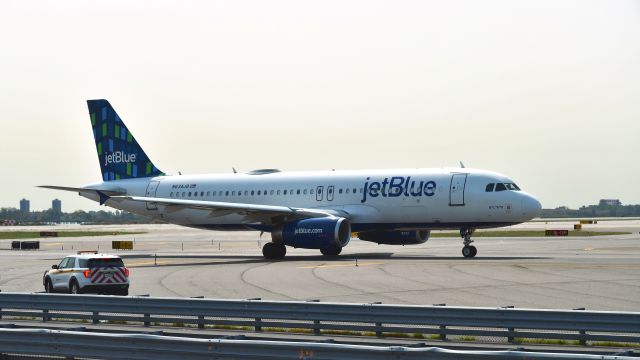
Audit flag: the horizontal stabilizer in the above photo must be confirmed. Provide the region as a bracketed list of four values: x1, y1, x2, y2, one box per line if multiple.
[38, 185, 125, 196]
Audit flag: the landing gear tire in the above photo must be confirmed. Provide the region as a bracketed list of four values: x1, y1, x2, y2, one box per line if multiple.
[462, 245, 477, 258]
[262, 242, 286, 260]
[460, 228, 477, 258]
[320, 246, 342, 257]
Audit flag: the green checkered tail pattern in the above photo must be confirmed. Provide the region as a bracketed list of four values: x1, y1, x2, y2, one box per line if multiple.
[88, 99, 164, 181]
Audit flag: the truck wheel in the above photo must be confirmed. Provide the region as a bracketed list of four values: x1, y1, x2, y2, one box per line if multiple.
[44, 278, 53, 293]
[69, 280, 80, 294]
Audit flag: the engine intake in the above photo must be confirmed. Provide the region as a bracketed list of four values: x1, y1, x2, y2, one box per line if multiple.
[358, 230, 430, 245]
[272, 217, 351, 250]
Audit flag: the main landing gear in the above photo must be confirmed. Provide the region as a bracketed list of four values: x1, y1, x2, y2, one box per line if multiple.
[460, 228, 477, 258]
[262, 242, 286, 260]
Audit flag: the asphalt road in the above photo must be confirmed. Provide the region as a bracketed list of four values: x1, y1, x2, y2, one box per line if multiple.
[1, 220, 639, 311]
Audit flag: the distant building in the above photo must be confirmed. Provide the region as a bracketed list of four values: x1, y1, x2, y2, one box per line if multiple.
[19, 198, 30, 213]
[52, 199, 62, 212]
[599, 199, 621, 206]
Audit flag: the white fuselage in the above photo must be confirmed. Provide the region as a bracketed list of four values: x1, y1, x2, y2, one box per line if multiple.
[82, 168, 541, 232]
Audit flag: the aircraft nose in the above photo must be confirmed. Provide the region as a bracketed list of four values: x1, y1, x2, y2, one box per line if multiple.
[521, 195, 542, 219]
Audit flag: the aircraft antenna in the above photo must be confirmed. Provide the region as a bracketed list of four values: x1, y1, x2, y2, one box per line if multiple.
[232, 167, 238, 174]
[459, 161, 465, 168]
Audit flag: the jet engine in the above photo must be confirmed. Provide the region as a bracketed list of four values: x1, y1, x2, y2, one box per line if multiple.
[357, 230, 430, 245]
[272, 217, 351, 250]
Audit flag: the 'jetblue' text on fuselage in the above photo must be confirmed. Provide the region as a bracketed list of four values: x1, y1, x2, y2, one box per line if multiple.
[361, 176, 436, 203]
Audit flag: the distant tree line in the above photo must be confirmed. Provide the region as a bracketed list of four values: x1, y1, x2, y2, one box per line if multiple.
[0, 207, 153, 225]
[541, 204, 640, 218]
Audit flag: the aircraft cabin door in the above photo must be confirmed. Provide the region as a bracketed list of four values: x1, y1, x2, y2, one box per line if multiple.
[327, 186, 334, 201]
[145, 181, 160, 210]
[316, 186, 324, 201]
[449, 174, 467, 206]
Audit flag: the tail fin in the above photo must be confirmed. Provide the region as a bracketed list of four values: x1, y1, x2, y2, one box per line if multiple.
[88, 99, 164, 181]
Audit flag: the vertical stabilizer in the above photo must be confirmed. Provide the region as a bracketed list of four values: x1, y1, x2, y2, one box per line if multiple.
[88, 99, 164, 181]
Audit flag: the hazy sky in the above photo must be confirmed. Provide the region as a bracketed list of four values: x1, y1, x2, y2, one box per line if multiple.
[1, 0, 639, 212]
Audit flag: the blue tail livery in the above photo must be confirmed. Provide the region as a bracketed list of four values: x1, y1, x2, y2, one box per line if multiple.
[87, 99, 164, 181]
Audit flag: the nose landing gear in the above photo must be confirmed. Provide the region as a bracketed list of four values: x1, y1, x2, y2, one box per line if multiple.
[460, 228, 477, 258]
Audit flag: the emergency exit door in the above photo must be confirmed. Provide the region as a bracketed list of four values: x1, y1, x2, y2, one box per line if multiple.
[449, 174, 467, 206]
[145, 181, 160, 210]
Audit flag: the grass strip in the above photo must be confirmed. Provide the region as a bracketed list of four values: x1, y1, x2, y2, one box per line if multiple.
[430, 230, 629, 238]
[0, 231, 145, 240]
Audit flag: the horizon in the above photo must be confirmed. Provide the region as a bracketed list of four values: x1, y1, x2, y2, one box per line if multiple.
[1, 0, 639, 211]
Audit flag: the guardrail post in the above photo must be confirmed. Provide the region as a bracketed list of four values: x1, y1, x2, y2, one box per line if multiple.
[439, 325, 447, 341]
[507, 327, 515, 343]
[42, 309, 49, 322]
[255, 317, 262, 332]
[92, 312, 99, 325]
[579, 330, 587, 346]
[198, 316, 205, 329]
[144, 313, 151, 327]
[313, 320, 321, 335]
[0, 307, 2, 320]
[375, 322, 383, 337]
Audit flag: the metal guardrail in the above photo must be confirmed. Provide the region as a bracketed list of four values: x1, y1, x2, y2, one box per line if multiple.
[0, 292, 639, 346]
[0, 328, 636, 360]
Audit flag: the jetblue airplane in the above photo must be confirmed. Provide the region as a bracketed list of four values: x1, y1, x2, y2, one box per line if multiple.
[41, 100, 542, 259]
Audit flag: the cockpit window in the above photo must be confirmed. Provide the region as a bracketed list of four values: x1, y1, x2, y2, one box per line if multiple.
[495, 183, 507, 191]
[505, 183, 521, 191]
[485, 183, 495, 192]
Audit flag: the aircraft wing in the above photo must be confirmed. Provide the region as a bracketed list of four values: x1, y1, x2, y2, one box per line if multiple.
[109, 195, 348, 223]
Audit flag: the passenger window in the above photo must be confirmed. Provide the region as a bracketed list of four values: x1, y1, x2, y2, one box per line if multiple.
[310, 189, 314, 195]
[297, 189, 301, 195]
[339, 189, 343, 194]
[182, 192, 185, 197]
[277, 190, 281, 195]
[212, 191, 216, 196]
[170, 192, 174, 197]
[284, 190, 287, 195]
[232, 191, 236, 196]
[257, 190, 261, 195]
[188, 192, 192, 197]
[207, 191, 210, 196]
[225, 191, 229, 196]
[263, 190, 267, 195]
[303, 189, 307, 195]
[201, 192, 204, 196]
[485, 183, 495, 192]
[270, 190, 274, 195]
[244, 190, 248, 196]
[194, 192, 198, 197]
[251, 190, 255, 195]
[495, 183, 507, 192]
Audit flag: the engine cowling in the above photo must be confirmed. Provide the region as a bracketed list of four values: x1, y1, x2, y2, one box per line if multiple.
[272, 217, 351, 250]
[358, 230, 430, 245]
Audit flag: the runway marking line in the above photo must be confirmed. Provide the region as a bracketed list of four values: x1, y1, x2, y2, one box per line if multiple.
[298, 262, 384, 269]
